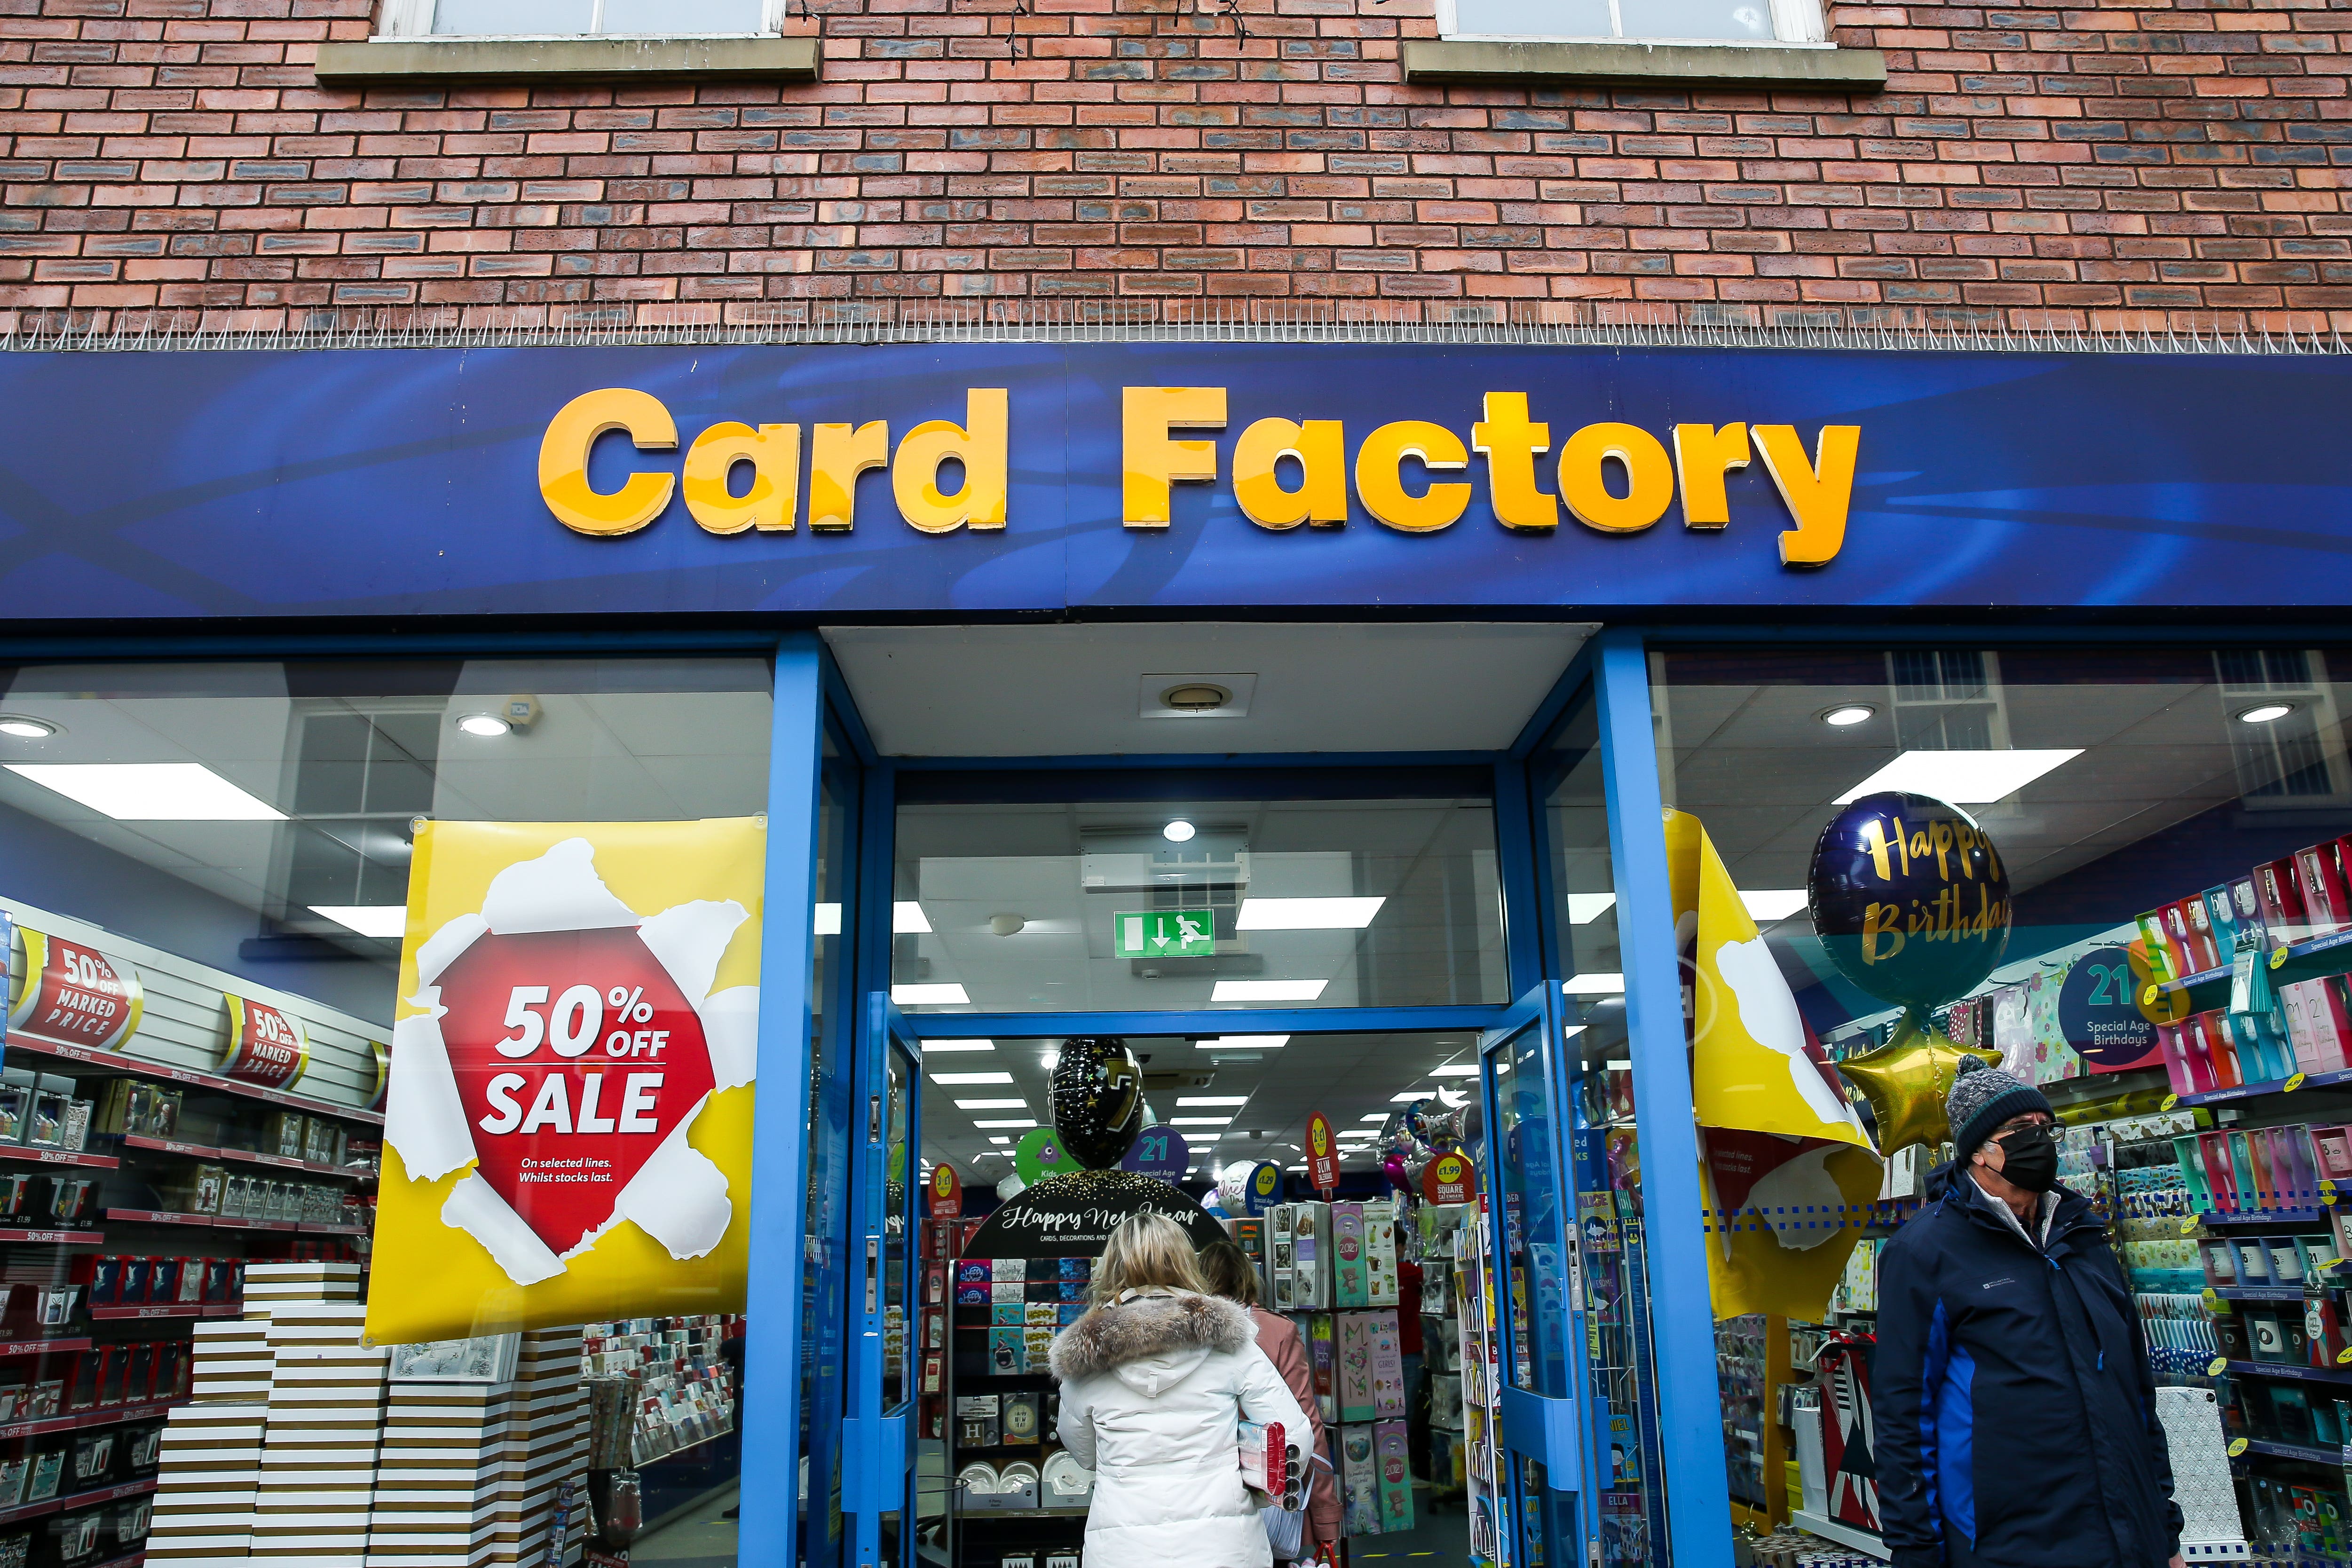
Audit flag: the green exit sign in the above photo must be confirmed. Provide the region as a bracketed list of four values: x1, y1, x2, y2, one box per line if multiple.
[1114, 910, 1216, 958]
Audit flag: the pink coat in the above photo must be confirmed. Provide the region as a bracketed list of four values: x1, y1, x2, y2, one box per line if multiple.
[1248, 1307, 1342, 1549]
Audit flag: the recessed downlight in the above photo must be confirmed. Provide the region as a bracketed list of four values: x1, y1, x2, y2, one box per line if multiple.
[2239, 702, 2295, 725]
[1163, 819, 1197, 843]
[456, 713, 511, 738]
[1819, 704, 1876, 727]
[0, 716, 56, 740]
[1161, 683, 1231, 712]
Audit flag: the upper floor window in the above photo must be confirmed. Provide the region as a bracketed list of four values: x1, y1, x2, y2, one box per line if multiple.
[379, 0, 781, 35]
[1439, 0, 1826, 46]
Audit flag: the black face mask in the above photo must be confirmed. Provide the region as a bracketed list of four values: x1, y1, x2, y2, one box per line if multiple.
[1992, 1127, 2059, 1194]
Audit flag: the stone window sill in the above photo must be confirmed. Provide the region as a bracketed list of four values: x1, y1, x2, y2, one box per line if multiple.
[312, 34, 818, 84]
[1399, 38, 1886, 90]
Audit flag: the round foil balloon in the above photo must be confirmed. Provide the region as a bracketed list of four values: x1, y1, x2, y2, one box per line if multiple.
[1808, 791, 2012, 1011]
[1050, 1035, 1144, 1169]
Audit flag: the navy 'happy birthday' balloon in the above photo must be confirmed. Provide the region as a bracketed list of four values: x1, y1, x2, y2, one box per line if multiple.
[1808, 790, 2012, 1011]
[1050, 1036, 1144, 1169]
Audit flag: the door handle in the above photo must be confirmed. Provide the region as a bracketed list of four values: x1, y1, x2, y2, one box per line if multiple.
[1499, 1386, 1583, 1494]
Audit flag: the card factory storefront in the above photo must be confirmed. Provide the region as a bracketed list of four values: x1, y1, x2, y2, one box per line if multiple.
[0, 329, 2344, 1568]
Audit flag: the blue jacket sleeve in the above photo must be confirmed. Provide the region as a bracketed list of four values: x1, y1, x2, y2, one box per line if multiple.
[1871, 1230, 1949, 1568]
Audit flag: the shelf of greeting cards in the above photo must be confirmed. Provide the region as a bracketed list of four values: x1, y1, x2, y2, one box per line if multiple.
[109, 1135, 371, 1183]
[2155, 929, 2352, 1004]
[101, 1208, 366, 1237]
[0, 1475, 156, 1529]
[2223, 1360, 2352, 1387]
[2242, 1438, 2349, 1467]
[0, 1398, 182, 1446]
[0, 1147, 116, 1172]
[2174, 1067, 2352, 1109]
[1, 1034, 384, 1128]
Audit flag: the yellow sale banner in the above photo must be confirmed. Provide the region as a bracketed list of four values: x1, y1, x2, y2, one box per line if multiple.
[366, 819, 764, 1345]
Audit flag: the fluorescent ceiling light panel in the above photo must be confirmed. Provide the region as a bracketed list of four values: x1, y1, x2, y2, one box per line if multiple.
[1235, 897, 1386, 931]
[1357, 1113, 1390, 1123]
[1170, 1116, 1234, 1127]
[310, 906, 405, 939]
[1213, 980, 1327, 1002]
[921, 1040, 994, 1053]
[1177, 1096, 1251, 1107]
[1834, 749, 2082, 805]
[1563, 974, 1624, 996]
[1741, 890, 1810, 922]
[891, 983, 969, 1005]
[931, 1072, 1012, 1085]
[1198, 1035, 1289, 1051]
[892, 902, 932, 933]
[1431, 1064, 1479, 1078]
[1566, 893, 1617, 924]
[973, 1118, 1037, 1129]
[989, 1136, 1013, 1145]
[955, 1098, 1027, 1110]
[1391, 1091, 1434, 1103]
[9, 763, 285, 822]
[814, 903, 842, 936]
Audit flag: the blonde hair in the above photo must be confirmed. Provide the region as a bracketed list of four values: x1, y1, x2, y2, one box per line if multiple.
[1091, 1212, 1205, 1305]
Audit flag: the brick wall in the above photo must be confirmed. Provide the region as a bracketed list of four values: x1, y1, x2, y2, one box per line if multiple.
[1, 0, 2345, 334]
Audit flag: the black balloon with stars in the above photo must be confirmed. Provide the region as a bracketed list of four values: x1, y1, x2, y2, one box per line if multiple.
[1050, 1036, 1144, 1170]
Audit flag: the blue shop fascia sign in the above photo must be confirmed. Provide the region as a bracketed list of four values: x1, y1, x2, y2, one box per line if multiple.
[0, 343, 2344, 620]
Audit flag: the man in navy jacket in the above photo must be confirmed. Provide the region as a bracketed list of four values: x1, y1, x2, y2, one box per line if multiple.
[1875, 1057, 2184, 1568]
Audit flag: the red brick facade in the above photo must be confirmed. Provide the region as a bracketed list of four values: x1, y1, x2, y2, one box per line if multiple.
[1, 0, 2346, 334]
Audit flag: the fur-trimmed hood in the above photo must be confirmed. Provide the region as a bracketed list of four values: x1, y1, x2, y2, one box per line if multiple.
[1048, 1289, 1254, 1388]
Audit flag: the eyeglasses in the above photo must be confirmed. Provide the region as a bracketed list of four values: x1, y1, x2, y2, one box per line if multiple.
[1996, 1121, 2063, 1145]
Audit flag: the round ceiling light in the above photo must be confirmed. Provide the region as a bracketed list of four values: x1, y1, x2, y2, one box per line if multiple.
[0, 716, 57, 739]
[456, 713, 511, 738]
[1819, 704, 1877, 727]
[2239, 703, 2295, 725]
[1162, 819, 1197, 843]
[1161, 683, 1231, 713]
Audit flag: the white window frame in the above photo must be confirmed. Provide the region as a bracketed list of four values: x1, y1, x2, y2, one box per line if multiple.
[375, 0, 788, 39]
[1433, 0, 1829, 47]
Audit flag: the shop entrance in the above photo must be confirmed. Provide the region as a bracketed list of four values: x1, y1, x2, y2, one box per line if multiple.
[806, 622, 1678, 1568]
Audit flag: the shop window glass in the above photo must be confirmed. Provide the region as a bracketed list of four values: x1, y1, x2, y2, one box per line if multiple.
[427, 0, 766, 34]
[1538, 687, 1665, 1565]
[0, 657, 770, 1568]
[1443, 0, 1824, 47]
[1657, 645, 2352, 1559]
[799, 729, 856, 1561]
[890, 782, 1506, 1016]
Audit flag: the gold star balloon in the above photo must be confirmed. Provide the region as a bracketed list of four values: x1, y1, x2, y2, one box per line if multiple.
[1835, 1013, 2002, 1155]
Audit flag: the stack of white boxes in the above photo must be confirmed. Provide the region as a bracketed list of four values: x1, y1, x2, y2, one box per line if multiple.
[144, 1307, 275, 1568]
[363, 1329, 584, 1568]
[249, 1263, 387, 1568]
[144, 1263, 587, 1568]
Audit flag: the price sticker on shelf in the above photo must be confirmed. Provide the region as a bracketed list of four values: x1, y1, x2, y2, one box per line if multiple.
[2203, 1289, 2221, 1311]
[2210, 1356, 2229, 1376]
[2272, 947, 2291, 971]
[2142, 983, 2162, 1008]
[2289, 1072, 2310, 1093]
[2162, 1093, 2180, 1111]
[2338, 1347, 2352, 1366]
[2181, 1214, 2203, 1235]
[2228, 1438, 2249, 1458]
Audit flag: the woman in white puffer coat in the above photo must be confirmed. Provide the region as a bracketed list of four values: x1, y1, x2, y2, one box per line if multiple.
[1050, 1212, 1311, 1568]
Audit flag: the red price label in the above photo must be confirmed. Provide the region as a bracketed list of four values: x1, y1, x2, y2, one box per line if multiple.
[1305, 1112, 1341, 1194]
[221, 995, 309, 1089]
[1423, 1150, 1479, 1206]
[8, 930, 142, 1052]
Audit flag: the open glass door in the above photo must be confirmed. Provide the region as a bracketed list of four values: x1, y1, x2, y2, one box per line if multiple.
[1477, 984, 1587, 1568]
[845, 991, 924, 1567]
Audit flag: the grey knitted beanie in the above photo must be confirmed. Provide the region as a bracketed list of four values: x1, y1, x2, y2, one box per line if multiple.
[1945, 1056, 2053, 1160]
